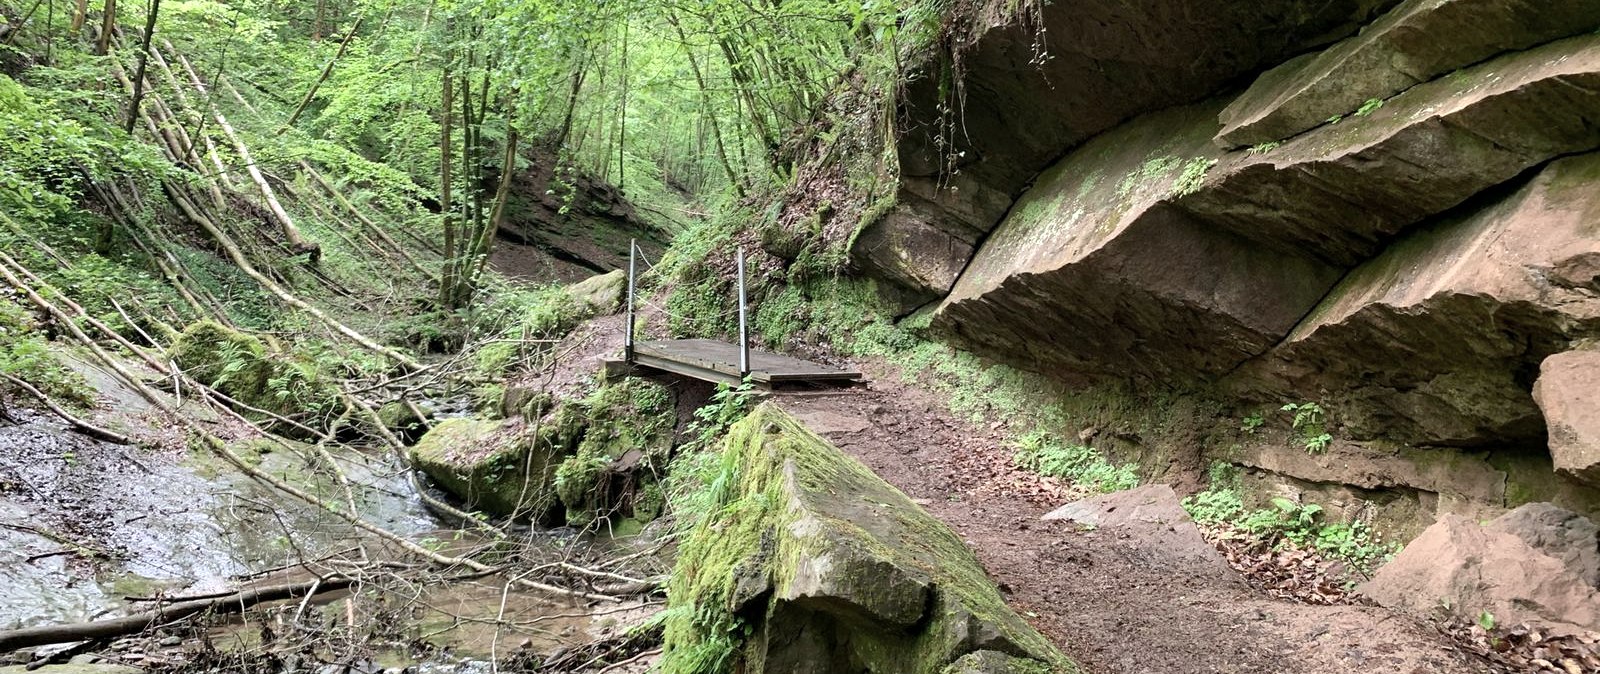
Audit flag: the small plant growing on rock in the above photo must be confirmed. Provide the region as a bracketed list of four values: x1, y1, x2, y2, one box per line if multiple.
[1280, 402, 1332, 454]
[1355, 98, 1384, 116]
[1240, 412, 1265, 434]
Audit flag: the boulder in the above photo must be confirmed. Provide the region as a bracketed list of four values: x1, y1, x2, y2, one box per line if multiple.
[1534, 351, 1600, 486]
[564, 269, 627, 315]
[1233, 151, 1600, 445]
[932, 100, 1340, 381]
[1360, 503, 1600, 632]
[860, 0, 1397, 301]
[659, 404, 1072, 674]
[1042, 484, 1228, 571]
[1182, 33, 1600, 267]
[1217, 0, 1600, 147]
[409, 416, 573, 522]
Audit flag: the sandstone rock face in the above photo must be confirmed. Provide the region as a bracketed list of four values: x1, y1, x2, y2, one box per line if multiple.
[1043, 485, 1229, 571]
[1182, 33, 1600, 267]
[660, 404, 1073, 674]
[932, 101, 1340, 381]
[564, 269, 626, 315]
[1535, 351, 1600, 486]
[1238, 151, 1600, 445]
[1217, 0, 1600, 148]
[1360, 504, 1600, 632]
[859, 0, 1398, 301]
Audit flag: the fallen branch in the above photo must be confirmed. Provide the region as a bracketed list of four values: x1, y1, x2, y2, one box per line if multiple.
[0, 254, 614, 606]
[0, 576, 355, 651]
[0, 373, 130, 445]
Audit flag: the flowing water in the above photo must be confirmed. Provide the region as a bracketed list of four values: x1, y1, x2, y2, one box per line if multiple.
[0, 399, 641, 669]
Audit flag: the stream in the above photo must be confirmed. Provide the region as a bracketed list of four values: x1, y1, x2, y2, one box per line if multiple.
[0, 355, 650, 671]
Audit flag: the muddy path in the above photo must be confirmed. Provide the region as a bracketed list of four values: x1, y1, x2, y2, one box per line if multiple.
[773, 363, 1495, 674]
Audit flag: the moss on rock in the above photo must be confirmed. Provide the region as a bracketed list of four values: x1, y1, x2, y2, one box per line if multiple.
[660, 403, 1075, 674]
[410, 417, 569, 522]
[171, 321, 340, 424]
[553, 379, 676, 526]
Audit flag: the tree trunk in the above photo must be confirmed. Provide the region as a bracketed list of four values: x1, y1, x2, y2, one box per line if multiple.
[438, 67, 457, 309]
[470, 112, 518, 290]
[668, 14, 744, 198]
[0, 577, 355, 651]
[165, 42, 321, 261]
[122, 0, 160, 134]
[69, 0, 88, 33]
[94, 0, 112, 55]
[280, 15, 363, 132]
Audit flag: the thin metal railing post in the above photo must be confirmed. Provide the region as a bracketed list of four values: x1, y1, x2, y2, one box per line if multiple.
[737, 246, 750, 378]
[625, 239, 636, 362]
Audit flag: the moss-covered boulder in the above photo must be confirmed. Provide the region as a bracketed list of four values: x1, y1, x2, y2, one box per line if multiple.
[553, 379, 675, 527]
[171, 321, 340, 425]
[565, 269, 627, 315]
[660, 404, 1074, 674]
[410, 416, 573, 523]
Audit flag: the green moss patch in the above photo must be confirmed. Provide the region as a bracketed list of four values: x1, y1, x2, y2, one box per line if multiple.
[660, 403, 1075, 674]
[172, 321, 341, 425]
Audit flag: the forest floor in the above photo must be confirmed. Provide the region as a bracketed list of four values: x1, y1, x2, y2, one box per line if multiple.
[772, 359, 1503, 674]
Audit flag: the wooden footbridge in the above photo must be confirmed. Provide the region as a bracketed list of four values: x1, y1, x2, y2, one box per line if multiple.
[617, 243, 863, 389]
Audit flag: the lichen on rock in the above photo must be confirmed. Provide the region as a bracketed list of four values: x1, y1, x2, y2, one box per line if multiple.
[659, 403, 1073, 674]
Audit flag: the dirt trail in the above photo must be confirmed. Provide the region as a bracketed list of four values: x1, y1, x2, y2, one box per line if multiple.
[773, 364, 1495, 674]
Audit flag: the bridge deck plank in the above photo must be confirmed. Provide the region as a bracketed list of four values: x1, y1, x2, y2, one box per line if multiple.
[632, 339, 862, 386]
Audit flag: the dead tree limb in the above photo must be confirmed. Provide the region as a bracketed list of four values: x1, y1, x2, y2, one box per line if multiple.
[0, 373, 131, 445]
[162, 41, 320, 261]
[280, 16, 363, 131]
[0, 576, 355, 651]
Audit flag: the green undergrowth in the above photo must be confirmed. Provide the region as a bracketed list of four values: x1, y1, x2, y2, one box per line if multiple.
[1012, 429, 1138, 493]
[0, 298, 95, 407]
[171, 321, 345, 428]
[1183, 463, 1399, 573]
[468, 283, 591, 379]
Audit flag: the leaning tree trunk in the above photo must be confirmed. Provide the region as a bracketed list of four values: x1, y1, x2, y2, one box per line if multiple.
[164, 41, 321, 261]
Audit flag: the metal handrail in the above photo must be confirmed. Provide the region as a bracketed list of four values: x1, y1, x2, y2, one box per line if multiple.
[624, 240, 751, 378]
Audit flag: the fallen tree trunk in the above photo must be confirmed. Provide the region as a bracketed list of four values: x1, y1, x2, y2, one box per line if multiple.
[0, 576, 354, 651]
[162, 41, 320, 261]
[160, 181, 425, 372]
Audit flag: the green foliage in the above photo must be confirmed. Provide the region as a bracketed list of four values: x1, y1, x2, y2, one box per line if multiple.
[1240, 411, 1265, 434]
[1477, 610, 1497, 631]
[1011, 429, 1138, 494]
[1249, 141, 1282, 154]
[1280, 401, 1332, 454]
[0, 299, 95, 407]
[1355, 98, 1385, 116]
[1182, 462, 1397, 573]
[469, 284, 591, 377]
[172, 321, 340, 424]
[686, 381, 757, 451]
[1173, 157, 1215, 197]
